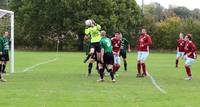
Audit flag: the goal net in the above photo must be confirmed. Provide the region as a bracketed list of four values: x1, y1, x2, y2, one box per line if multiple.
[0, 9, 14, 73]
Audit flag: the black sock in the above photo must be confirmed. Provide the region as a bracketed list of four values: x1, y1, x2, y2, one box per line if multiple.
[2, 64, 6, 73]
[84, 54, 91, 63]
[0, 64, 2, 79]
[99, 69, 104, 79]
[124, 61, 127, 71]
[88, 63, 93, 75]
[109, 69, 114, 80]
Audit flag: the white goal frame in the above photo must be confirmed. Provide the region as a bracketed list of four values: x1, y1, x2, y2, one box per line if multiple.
[0, 9, 14, 73]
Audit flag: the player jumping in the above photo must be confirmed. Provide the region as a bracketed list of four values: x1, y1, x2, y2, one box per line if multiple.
[136, 29, 152, 78]
[176, 33, 186, 68]
[84, 19, 101, 76]
[98, 31, 115, 82]
[184, 34, 197, 80]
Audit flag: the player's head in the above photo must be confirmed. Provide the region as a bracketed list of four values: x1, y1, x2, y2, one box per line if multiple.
[185, 34, 192, 41]
[115, 32, 121, 40]
[179, 32, 184, 39]
[141, 28, 146, 35]
[100, 30, 106, 37]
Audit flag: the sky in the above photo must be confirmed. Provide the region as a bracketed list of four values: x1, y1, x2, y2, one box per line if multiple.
[136, 0, 200, 10]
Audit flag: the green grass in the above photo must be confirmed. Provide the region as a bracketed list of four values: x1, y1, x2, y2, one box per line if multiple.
[0, 51, 200, 107]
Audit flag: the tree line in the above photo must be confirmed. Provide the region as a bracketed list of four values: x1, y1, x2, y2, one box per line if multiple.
[0, 0, 199, 51]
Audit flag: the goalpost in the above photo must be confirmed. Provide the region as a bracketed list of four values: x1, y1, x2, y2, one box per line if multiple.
[0, 9, 14, 73]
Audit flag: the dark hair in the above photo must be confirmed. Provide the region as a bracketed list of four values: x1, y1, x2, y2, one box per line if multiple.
[115, 32, 121, 34]
[187, 34, 192, 40]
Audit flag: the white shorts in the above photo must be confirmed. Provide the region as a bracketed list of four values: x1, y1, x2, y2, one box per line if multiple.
[176, 52, 185, 58]
[138, 51, 149, 61]
[114, 54, 120, 65]
[185, 56, 195, 66]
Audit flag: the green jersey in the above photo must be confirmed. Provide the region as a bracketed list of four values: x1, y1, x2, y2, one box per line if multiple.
[85, 24, 101, 43]
[121, 37, 129, 50]
[3, 37, 9, 51]
[99, 36, 112, 53]
[0, 36, 4, 52]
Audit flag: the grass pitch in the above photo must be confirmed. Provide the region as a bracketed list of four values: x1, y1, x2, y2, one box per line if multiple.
[0, 51, 200, 107]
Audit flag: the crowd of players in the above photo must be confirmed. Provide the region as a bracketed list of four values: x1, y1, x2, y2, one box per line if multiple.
[84, 19, 197, 82]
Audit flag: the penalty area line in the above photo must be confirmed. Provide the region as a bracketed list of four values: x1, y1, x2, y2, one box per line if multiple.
[22, 58, 58, 72]
[146, 71, 167, 94]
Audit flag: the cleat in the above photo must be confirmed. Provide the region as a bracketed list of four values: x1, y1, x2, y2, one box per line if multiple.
[0, 78, 7, 82]
[136, 74, 142, 78]
[185, 77, 192, 80]
[112, 79, 116, 83]
[141, 73, 147, 77]
[97, 78, 105, 82]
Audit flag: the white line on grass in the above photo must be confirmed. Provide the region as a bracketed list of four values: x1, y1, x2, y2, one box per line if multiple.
[146, 71, 167, 94]
[22, 58, 57, 72]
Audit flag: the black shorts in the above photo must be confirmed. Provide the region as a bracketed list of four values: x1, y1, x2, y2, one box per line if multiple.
[0, 53, 9, 61]
[91, 42, 101, 53]
[103, 53, 114, 65]
[120, 49, 127, 59]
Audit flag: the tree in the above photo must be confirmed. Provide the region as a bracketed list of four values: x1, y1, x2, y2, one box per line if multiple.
[9, 0, 142, 50]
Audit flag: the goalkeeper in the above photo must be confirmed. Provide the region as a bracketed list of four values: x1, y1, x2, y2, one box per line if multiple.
[84, 19, 102, 76]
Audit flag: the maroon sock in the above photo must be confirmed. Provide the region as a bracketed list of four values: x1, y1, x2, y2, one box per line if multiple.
[141, 63, 146, 75]
[113, 65, 116, 73]
[176, 59, 179, 67]
[115, 65, 120, 73]
[137, 63, 141, 74]
[185, 66, 192, 76]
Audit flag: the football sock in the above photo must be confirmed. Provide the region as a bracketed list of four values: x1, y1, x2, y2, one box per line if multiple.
[137, 63, 141, 74]
[141, 63, 146, 75]
[113, 65, 116, 73]
[84, 54, 91, 63]
[88, 63, 93, 75]
[2, 64, 6, 73]
[99, 69, 104, 79]
[176, 59, 178, 67]
[115, 65, 120, 73]
[109, 69, 114, 80]
[124, 61, 127, 71]
[185, 66, 192, 77]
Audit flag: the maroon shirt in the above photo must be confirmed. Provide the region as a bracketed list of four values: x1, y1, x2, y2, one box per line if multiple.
[111, 37, 121, 53]
[137, 34, 152, 52]
[184, 41, 197, 59]
[177, 38, 186, 52]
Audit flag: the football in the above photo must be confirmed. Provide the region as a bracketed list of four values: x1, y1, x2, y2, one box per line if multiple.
[85, 19, 92, 26]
